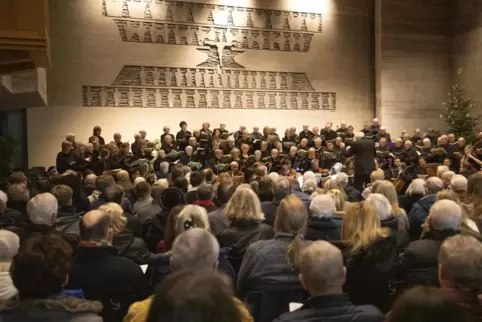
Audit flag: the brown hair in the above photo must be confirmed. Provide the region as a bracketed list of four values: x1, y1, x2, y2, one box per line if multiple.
[275, 195, 307, 268]
[464, 172, 482, 222]
[51, 185, 73, 207]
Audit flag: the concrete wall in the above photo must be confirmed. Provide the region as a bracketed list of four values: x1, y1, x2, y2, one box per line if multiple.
[28, 0, 374, 167]
[376, 0, 451, 137]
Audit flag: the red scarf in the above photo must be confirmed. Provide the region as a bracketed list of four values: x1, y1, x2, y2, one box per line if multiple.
[194, 200, 215, 207]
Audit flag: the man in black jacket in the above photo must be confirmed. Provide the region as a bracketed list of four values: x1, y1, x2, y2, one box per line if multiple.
[274, 241, 383, 322]
[67, 210, 151, 322]
[345, 132, 376, 191]
[400, 199, 462, 287]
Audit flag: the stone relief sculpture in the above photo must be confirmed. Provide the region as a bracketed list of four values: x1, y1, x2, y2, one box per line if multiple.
[83, 0, 336, 111]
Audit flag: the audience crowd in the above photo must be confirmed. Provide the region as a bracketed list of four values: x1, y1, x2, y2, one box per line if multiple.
[0, 119, 481, 322]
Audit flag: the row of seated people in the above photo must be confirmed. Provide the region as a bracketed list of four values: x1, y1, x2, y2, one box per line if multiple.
[2, 157, 482, 321]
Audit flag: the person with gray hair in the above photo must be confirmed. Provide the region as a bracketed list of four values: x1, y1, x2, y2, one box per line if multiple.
[401, 200, 462, 287]
[438, 235, 482, 311]
[441, 171, 455, 189]
[305, 194, 342, 242]
[171, 228, 220, 271]
[398, 178, 426, 214]
[261, 177, 292, 226]
[27, 193, 58, 226]
[0, 230, 19, 300]
[450, 174, 468, 202]
[302, 177, 318, 195]
[274, 241, 383, 322]
[408, 176, 444, 240]
[336, 172, 363, 202]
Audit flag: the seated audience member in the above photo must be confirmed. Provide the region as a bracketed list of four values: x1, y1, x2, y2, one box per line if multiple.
[99, 202, 150, 264]
[361, 169, 385, 200]
[20, 193, 78, 250]
[441, 171, 456, 189]
[149, 207, 235, 285]
[288, 178, 311, 209]
[398, 178, 425, 214]
[327, 189, 351, 212]
[372, 180, 409, 232]
[437, 165, 450, 179]
[302, 177, 318, 195]
[83, 173, 97, 197]
[208, 180, 236, 235]
[133, 269, 248, 322]
[408, 176, 444, 240]
[157, 205, 185, 253]
[0, 230, 19, 301]
[274, 241, 383, 322]
[462, 172, 482, 231]
[400, 200, 462, 287]
[116, 170, 134, 199]
[67, 210, 150, 322]
[56, 140, 74, 174]
[172, 176, 188, 194]
[145, 187, 187, 253]
[104, 184, 141, 237]
[306, 194, 342, 242]
[238, 195, 307, 300]
[133, 181, 161, 224]
[1, 234, 103, 321]
[450, 174, 468, 203]
[438, 235, 482, 318]
[88, 174, 115, 207]
[217, 187, 275, 274]
[193, 184, 217, 213]
[336, 172, 363, 202]
[261, 177, 291, 226]
[257, 177, 274, 202]
[342, 203, 398, 313]
[3, 183, 30, 225]
[52, 184, 81, 236]
[366, 193, 395, 229]
[388, 286, 473, 322]
[434, 190, 479, 235]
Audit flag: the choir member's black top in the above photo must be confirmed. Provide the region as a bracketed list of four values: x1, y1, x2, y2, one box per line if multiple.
[56, 152, 73, 174]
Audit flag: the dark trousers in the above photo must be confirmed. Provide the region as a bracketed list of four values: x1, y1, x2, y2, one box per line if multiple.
[354, 173, 371, 192]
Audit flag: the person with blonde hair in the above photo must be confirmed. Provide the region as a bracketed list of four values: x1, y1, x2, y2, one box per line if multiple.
[342, 202, 398, 313]
[372, 180, 409, 231]
[217, 187, 274, 274]
[327, 189, 351, 212]
[99, 203, 150, 264]
[306, 194, 342, 242]
[238, 195, 307, 302]
[0, 230, 19, 300]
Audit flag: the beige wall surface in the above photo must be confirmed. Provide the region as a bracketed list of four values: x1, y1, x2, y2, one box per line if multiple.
[376, 0, 451, 137]
[28, 0, 374, 167]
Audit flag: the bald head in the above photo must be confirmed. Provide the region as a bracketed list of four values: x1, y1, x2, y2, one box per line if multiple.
[426, 177, 444, 194]
[80, 210, 112, 242]
[428, 200, 462, 231]
[117, 170, 129, 182]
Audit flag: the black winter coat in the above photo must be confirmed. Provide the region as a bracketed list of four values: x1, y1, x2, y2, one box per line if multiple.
[67, 246, 151, 322]
[343, 234, 399, 313]
[399, 229, 458, 287]
[113, 229, 151, 264]
[217, 219, 274, 274]
[274, 294, 384, 322]
[305, 216, 342, 242]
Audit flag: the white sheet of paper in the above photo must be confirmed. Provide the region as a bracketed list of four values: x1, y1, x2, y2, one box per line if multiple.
[140, 265, 148, 274]
[289, 302, 303, 312]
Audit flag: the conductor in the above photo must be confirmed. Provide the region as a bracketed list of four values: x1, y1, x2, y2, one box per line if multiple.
[345, 132, 376, 191]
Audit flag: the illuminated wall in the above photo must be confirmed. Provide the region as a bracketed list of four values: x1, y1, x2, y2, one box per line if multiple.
[28, 0, 374, 167]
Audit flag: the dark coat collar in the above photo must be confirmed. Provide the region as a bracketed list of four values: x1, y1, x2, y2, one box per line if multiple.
[303, 294, 352, 309]
[75, 245, 118, 259]
[0, 295, 102, 314]
[230, 218, 263, 227]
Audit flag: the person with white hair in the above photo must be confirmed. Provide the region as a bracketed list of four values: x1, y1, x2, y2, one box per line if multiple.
[133, 176, 146, 186]
[441, 171, 455, 189]
[234, 125, 246, 140]
[345, 131, 376, 192]
[403, 140, 418, 165]
[366, 193, 393, 222]
[438, 234, 482, 312]
[0, 230, 19, 300]
[306, 194, 342, 242]
[298, 125, 314, 143]
[401, 200, 462, 287]
[250, 125, 263, 141]
[450, 174, 468, 202]
[274, 241, 383, 322]
[374, 126, 391, 143]
[398, 178, 426, 214]
[27, 193, 58, 226]
[408, 176, 444, 240]
[437, 165, 450, 179]
[302, 177, 318, 195]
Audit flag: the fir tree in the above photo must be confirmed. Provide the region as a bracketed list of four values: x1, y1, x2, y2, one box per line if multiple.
[441, 69, 480, 143]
